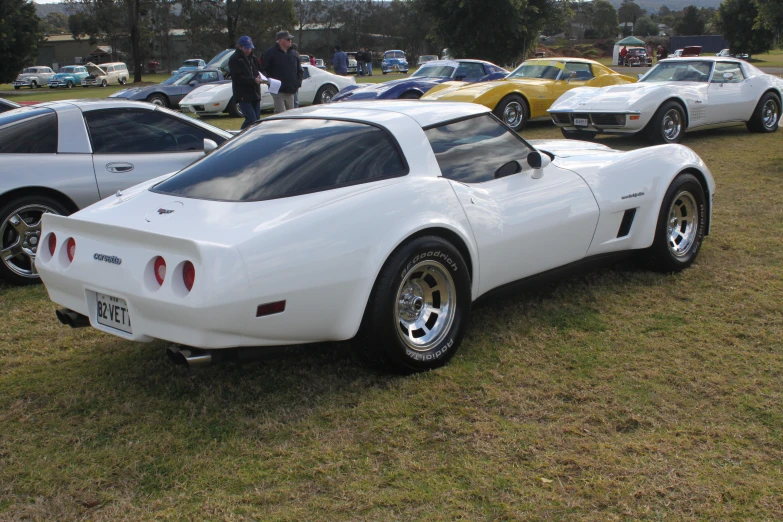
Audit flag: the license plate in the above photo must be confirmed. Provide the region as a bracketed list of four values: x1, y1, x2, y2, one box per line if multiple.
[96, 293, 132, 333]
[574, 118, 589, 126]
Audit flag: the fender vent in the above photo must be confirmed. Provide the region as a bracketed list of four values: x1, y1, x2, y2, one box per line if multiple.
[617, 208, 637, 238]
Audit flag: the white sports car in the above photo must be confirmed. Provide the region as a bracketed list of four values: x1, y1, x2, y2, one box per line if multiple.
[37, 101, 715, 374]
[179, 64, 356, 117]
[549, 57, 782, 143]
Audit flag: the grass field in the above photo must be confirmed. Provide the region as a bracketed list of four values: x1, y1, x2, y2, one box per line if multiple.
[1, 92, 783, 519]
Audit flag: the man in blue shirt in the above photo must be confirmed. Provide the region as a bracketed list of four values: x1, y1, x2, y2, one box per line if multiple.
[332, 45, 348, 76]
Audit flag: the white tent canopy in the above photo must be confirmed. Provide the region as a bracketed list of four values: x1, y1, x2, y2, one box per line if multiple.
[613, 36, 646, 65]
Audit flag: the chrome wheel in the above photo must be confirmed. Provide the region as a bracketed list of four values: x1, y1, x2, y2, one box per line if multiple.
[662, 108, 682, 141]
[149, 96, 166, 107]
[762, 98, 779, 130]
[667, 191, 698, 257]
[503, 101, 524, 128]
[1, 204, 59, 279]
[320, 86, 337, 104]
[394, 260, 457, 352]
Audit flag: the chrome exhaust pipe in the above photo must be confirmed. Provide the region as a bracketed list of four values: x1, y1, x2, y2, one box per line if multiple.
[167, 346, 213, 368]
[55, 308, 91, 328]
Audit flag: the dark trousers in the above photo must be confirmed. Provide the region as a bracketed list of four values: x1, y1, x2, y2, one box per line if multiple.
[238, 100, 261, 129]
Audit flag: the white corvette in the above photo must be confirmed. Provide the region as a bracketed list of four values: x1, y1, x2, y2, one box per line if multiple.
[179, 64, 356, 117]
[37, 101, 715, 373]
[549, 57, 782, 143]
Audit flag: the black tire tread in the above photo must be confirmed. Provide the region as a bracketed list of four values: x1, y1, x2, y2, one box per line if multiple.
[746, 92, 781, 133]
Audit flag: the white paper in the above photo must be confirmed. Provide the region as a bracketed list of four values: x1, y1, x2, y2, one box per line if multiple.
[268, 78, 281, 94]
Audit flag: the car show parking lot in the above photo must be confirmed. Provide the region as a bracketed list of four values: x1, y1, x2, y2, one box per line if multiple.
[1, 107, 781, 520]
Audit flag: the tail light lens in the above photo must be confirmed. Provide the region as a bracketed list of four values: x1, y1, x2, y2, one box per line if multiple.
[183, 261, 195, 291]
[154, 256, 166, 285]
[66, 238, 76, 262]
[48, 233, 57, 256]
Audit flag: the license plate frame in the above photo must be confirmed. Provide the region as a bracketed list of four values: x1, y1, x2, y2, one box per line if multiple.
[95, 293, 133, 334]
[573, 118, 589, 127]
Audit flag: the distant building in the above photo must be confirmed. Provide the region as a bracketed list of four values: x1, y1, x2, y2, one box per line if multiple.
[36, 34, 105, 70]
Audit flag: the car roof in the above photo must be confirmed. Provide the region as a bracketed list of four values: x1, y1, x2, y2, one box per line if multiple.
[272, 100, 489, 128]
[33, 99, 161, 112]
[524, 57, 601, 64]
[661, 56, 742, 63]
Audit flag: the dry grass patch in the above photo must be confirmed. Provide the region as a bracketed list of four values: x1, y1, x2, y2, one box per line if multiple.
[1, 122, 782, 520]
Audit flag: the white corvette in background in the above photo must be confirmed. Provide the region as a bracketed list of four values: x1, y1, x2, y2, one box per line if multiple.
[37, 101, 714, 374]
[179, 64, 356, 117]
[549, 57, 782, 143]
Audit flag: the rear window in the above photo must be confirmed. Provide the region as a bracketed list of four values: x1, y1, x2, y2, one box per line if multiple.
[0, 109, 58, 154]
[154, 118, 408, 202]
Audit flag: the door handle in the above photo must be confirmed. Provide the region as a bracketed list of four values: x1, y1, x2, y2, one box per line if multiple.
[106, 162, 134, 173]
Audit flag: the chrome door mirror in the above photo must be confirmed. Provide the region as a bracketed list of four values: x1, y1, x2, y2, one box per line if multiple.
[203, 138, 218, 154]
[527, 150, 551, 179]
[637, 73, 644, 80]
[565, 71, 576, 84]
[722, 72, 734, 82]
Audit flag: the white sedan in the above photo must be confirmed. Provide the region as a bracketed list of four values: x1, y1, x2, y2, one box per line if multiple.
[37, 101, 715, 374]
[548, 57, 782, 143]
[179, 64, 356, 117]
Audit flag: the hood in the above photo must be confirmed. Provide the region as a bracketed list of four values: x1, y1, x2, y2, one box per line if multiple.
[181, 82, 231, 103]
[110, 86, 155, 99]
[550, 82, 676, 111]
[528, 139, 616, 158]
[423, 77, 552, 101]
[335, 77, 444, 101]
[52, 72, 77, 78]
[85, 62, 107, 76]
[16, 73, 39, 79]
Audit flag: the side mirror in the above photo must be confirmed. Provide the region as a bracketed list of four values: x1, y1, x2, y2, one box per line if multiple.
[189, 81, 198, 87]
[494, 160, 521, 179]
[565, 71, 576, 84]
[203, 138, 218, 154]
[722, 72, 734, 82]
[637, 73, 644, 80]
[527, 150, 551, 179]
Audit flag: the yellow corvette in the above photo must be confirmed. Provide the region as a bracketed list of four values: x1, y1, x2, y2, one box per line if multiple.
[421, 57, 636, 131]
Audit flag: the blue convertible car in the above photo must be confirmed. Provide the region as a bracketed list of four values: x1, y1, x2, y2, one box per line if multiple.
[109, 68, 225, 109]
[331, 59, 507, 102]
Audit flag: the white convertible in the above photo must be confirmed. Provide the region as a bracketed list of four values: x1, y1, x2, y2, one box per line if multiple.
[179, 64, 356, 117]
[549, 57, 782, 143]
[37, 101, 715, 373]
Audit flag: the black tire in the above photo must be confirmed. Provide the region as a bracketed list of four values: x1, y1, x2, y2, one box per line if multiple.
[645, 173, 706, 272]
[382, 71, 388, 75]
[31, 81, 37, 89]
[226, 97, 243, 117]
[561, 128, 597, 141]
[356, 236, 472, 374]
[314, 84, 338, 104]
[49, 86, 55, 89]
[399, 91, 422, 100]
[14, 86, 20, 90]
[82, 85, 89, 88]
[644, 100, 685, 144]
[101, 79, 107, 87]
[746, 92, 780, 133]
[120, 77, 127, 85]
[66, 81, 73, 89]
[0, 195, 71, 286]
[147, 94, 168, 108]
[493, 94, 529, 132]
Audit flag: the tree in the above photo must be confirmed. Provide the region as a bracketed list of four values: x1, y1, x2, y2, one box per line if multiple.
[618, 0, 642, 26]
[675, 5, 704, 35]
[590, 0, 618, 38]
[716, 0, 775, 55]
[634, 16, 658, 36]
[417, 0, 558, 65]
[753, 0, 783, 37]
[0, 0, 42, 83]
[41, 12, 70, 34]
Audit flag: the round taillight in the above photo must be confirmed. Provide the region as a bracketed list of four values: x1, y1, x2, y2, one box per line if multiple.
[154, 256, 166, 285]
[183, 261, 195, 292]
[66, 238, 76, 262]
[48, 233, 57, 256]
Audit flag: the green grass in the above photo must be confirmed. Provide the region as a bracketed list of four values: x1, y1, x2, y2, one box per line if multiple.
[2, 103, 783, 519]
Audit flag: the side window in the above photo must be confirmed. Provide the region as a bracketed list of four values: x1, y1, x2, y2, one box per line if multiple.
[564, 62, 593, 80]
[107, 66, 115, 72]
[200, 71, 218, 82]
[84, 110, 225, 154]
[712, 62, 744, 83]
[425, 114, 531, 184]
[455, 63, 485, 79]
[302, 67, 311, 79]
[0, 112, 58, 154]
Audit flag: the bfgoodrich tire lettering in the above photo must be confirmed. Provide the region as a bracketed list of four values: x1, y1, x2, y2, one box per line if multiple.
[646, 173, 706, 272]
[357, 236, 471, 373]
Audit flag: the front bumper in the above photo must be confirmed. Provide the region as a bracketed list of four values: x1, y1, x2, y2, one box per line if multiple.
[48, 80, 73, 87]
[12, 79, 34, 87]
[82, 78, 105, 86]
[549, 110, 644, 134]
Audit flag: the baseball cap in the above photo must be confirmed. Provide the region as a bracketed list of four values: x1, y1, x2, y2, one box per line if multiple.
[276, 31, 294, 41]
[238, 36, 254, 49]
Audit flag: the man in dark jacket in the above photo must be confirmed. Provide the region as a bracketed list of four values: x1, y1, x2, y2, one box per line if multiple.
[261, 30, 303, 113]
[364, 48, 373, 76]
[228, 35, 264, 129]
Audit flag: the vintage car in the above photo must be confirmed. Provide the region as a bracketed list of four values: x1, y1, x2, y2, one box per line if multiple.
[37, 101, 714, 374]
[716, 49, 749, 59]
[0, 97, 21, 113]
[331, 59, 507, 102]
[0, 100, 231, 285]
[81, 62, 129, 87]
[12, 66, 55, 89]
[548, 57, 782, 143]
[421, 58, 635, 131]
[382, 50, 409, 74]
[109, 69, 225, 108]
[314, 58, 326, 70]
[47, 66, 90, 88]
[180, 64, 355, 116]
[625, 48, 652, 67]
[346, 52, 358, 74]
[172, 59, 206, 75]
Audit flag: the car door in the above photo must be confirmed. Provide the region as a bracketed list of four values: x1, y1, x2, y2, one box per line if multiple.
[550, 62, 596, 100]
[298, 66, 317, 104]
[706, 62, 752, 124]
[84, 108, 226, 198]
[425, 114, 599, 295]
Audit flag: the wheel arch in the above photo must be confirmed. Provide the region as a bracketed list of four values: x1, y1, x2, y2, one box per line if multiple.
[146, 91, 170, 105]
[659, 96, 690, 128]
[496, 91, 530, 113]
[761, 87, 782, 104]
[679, 167, 712, 236]
[0, 187, 79, 215]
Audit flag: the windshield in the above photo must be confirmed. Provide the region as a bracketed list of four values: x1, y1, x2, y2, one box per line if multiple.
[162, 72, 198, 85]
[385, 51, 404, 59]
[412, 65, 455, 78]
[640, 60, 713, 82]
[507, 62, 561, 80]
[183, 60, 201, 67]
[207, 49, 232, 67]
[59, 67, 76, 73]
